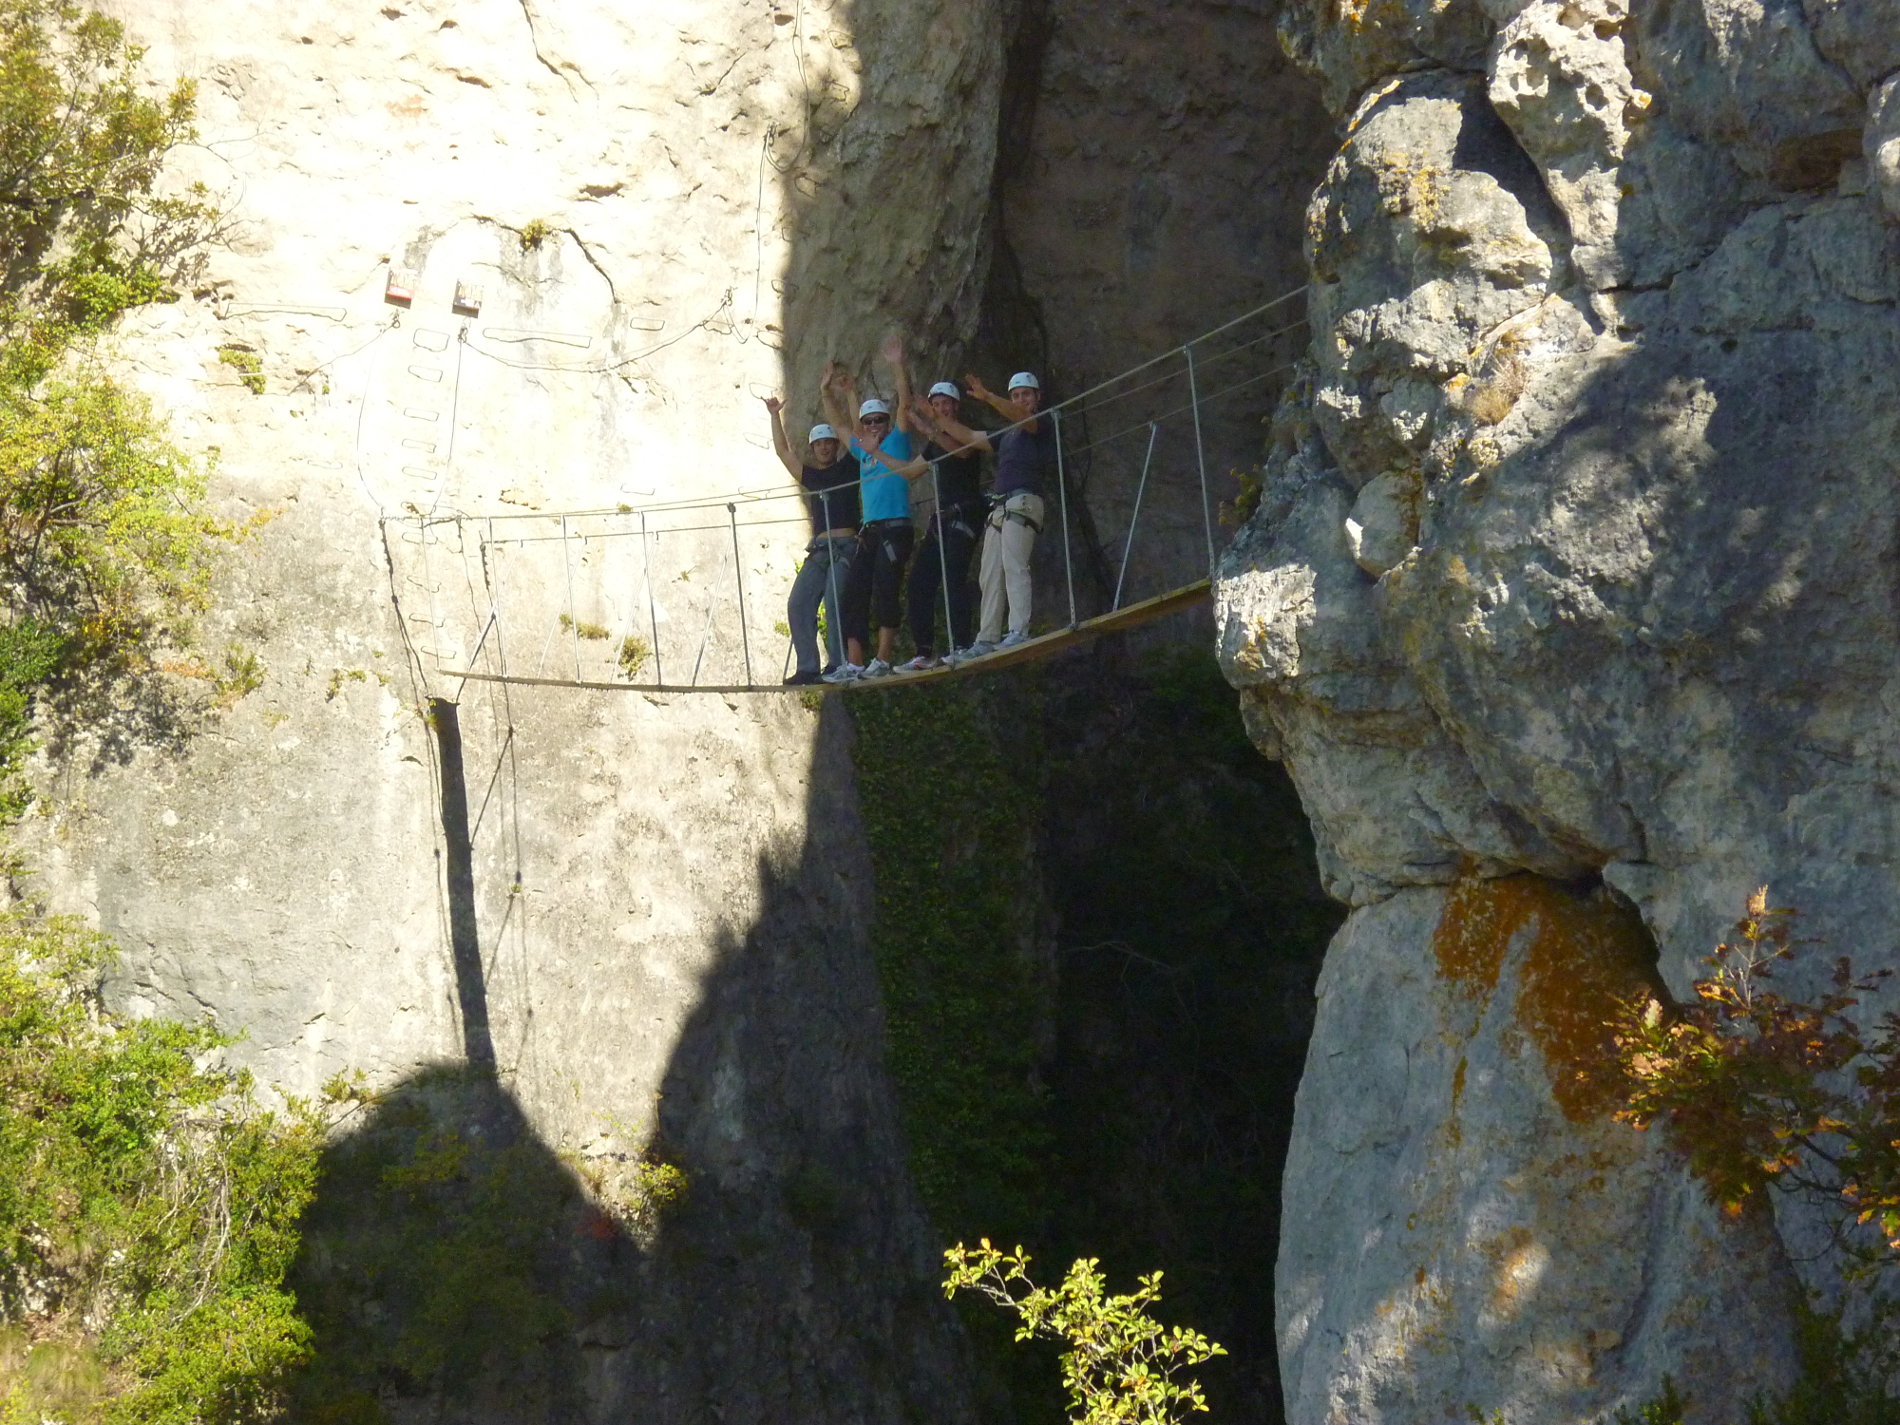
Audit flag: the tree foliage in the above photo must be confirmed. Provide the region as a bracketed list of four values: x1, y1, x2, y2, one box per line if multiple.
[0, 0, 207, 356]
[0, 369, 211, 633]
[0, 911, 323, 1423]
[945, 1241, 1226, 1425]
[1601, 888, 1900, 1269]
[0, 0, 220, 821]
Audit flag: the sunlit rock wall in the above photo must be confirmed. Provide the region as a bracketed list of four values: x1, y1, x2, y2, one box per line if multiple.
[15, 1, 1016, 1418]
[1219, 0, 1900, 1418]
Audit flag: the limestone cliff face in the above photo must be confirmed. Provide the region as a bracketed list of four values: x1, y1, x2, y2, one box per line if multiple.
[1217, 0, 1900, 1418]
[16, 2, 1016, 1418]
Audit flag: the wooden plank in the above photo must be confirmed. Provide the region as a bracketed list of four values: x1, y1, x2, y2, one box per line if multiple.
[441, 578, 1213, 696]
[881, 579, 1211, 686]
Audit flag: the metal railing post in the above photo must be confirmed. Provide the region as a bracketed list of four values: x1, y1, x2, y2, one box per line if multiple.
[642, 512, 664, 687]
[729, 503, 754, 687]
[560, 515, 581, 680]
[1053, 408, 1077, 630]
[1184, 344, 1216, 578]
[1114, 422, 1159, 611]
[931, 460, 955, 657]
[691, 585, 716, 687]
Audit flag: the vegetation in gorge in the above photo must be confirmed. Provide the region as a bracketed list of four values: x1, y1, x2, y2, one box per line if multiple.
[850, 674, 1052, 1240]
[282, 1067, 633, 1424]
[945, 1241, 1224, 1425]
[0, 913, 322, 1423]
[851, 645, 1340, 1422]
[0, 9, 301, 1422]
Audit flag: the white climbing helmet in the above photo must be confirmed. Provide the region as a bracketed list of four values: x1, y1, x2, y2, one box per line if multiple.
[1008, 371, 1040, 392]
[808, 423, 837, 443]
[859, 398, 892, 418]
[928, 381, 961, 401]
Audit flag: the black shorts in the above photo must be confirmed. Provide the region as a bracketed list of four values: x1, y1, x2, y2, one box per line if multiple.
[866, 520, 914, 632]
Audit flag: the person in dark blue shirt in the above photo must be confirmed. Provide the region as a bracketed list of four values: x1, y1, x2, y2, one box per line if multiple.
[924, 370, 1054, 657]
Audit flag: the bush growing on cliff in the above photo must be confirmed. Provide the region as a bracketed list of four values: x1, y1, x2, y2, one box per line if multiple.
[0, 911, 323, 1423]
[1600, 889, 1900, 1421]
[0, 0, 210, 350]
[0, 0, 223, 821]
[1602, 888, 1900, 1266]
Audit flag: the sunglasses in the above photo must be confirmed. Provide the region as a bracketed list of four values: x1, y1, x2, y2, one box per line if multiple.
[864, 414, 891, 424]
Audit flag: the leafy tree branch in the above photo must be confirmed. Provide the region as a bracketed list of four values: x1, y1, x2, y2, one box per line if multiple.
[945, 1240, 1225, 1425]
[1600, 888, 1900, 1271]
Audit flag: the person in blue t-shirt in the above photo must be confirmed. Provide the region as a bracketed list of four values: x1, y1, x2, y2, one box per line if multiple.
[819, 336, 919, 681]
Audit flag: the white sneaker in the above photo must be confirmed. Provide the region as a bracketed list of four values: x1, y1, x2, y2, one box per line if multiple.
[957, 640, 998, 661]
[860, 658, 895, 679]
[822, 662, 864, 683]
[897, 655, 942, 672]
[998, 631, 1032, 649]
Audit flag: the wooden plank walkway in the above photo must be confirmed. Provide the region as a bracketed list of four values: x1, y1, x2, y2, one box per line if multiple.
[440, 578, 1212, 696]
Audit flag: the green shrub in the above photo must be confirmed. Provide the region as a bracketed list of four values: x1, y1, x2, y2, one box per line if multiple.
[1601, 894, 1900, 1419]
[0, 912, 323, 1423]
[1602, 889, 1900, 1265]
[0, 1, 223, 826]
[1745, 1304, 1900, 1425]
[945, 1241, 1225, 1425]
[284, 1067, 630, 1420]
[617, 634, 652, 679]
[216, 346, 264, 395]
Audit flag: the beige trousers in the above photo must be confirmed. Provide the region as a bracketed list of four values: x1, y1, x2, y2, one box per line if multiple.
[977, 492, 1043, 642]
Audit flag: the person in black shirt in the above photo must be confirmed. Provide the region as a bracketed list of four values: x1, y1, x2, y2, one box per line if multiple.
[766, 395, 859, 685]
[897, 380, 987, 670]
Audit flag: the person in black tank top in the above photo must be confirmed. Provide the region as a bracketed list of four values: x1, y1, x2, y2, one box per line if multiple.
[899, 381, 988, 668]
[765, 396, 858, 683]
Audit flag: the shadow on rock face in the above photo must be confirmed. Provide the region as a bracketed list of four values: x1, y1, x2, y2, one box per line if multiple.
[282, 696, 977, 1425]
[285, 1065, 623, 1425]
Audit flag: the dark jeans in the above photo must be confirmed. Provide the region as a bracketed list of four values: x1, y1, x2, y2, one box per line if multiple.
[907, 504, 981, 657]
[787, 534, 855, 675]
[842, 519, 915, 645]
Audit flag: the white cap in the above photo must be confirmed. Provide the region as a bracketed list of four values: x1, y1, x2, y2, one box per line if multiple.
[858, 398, 892, 418]
[808, 423, 837, 443]
[1008, 371, 1040, 392]
[927, 381, 961, 401]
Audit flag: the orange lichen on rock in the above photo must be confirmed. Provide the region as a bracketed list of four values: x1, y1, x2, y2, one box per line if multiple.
[1431, 872, 1520, 997]
[1433, 872, 1662, 1121]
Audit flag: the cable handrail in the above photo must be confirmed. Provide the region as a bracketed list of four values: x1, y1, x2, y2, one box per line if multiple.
[463, 360, 1295, 546]
[438, 284, 1310, 527]
[392, 286, 1313, 698]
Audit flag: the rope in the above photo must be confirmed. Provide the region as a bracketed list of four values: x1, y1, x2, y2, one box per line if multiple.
[461, 285, 1310, 525]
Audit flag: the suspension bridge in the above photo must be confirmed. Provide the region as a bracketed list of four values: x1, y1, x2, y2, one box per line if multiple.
[384, 286, 1310, 700]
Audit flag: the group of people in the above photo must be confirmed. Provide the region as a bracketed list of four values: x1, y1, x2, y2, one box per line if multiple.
[764, 335, 1057, 685]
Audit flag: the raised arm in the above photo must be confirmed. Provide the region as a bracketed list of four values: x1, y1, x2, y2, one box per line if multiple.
[911, 395, 992, 455]
[966, 372, 1039, 435]
[836, 371, 875, 448]
[860, 442, 930, 481]
[818, 362, 856, 444]
[762, 395, 800, 479]
[881, 334, 916, 435]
